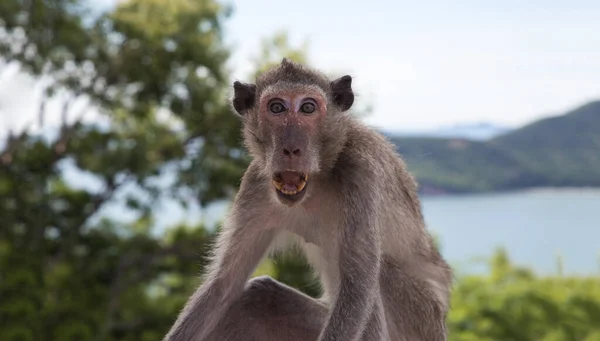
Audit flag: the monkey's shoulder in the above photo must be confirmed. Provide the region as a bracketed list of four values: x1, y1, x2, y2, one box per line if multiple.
[335, 123, 420, 198]
[338, 124, 409, 175]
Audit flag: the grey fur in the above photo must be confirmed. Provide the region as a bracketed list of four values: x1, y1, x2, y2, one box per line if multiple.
[163, 59, 453, 341]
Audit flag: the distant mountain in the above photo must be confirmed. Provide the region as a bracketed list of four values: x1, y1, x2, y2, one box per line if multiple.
[383, 122, 512, 141]
[491, 101, 600, 187]
[388, 100, 600, 194]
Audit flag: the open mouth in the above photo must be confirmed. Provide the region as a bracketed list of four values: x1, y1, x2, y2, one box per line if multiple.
[272, 170, 308, 197]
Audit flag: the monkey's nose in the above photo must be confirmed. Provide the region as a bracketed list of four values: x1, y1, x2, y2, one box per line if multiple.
[283, 147, 301, 157]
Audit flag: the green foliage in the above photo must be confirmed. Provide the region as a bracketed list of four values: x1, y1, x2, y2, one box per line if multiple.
[448, 249, 600, 341]
[1, 0, 236, 339]
[390, 101, 600, 193]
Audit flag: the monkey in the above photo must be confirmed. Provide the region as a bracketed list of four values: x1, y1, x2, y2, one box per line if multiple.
[162, 58, 453, 341]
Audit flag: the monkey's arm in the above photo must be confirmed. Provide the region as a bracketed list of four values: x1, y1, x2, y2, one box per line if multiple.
[163, 170, 277, 341]
[318, 177, 382, 341]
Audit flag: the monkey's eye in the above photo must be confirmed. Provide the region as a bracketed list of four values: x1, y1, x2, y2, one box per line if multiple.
[269, 102, 286, 114]
[300, 102, 316, 114]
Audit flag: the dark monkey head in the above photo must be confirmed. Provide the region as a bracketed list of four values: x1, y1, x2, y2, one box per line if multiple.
[231, 58, 354, 206]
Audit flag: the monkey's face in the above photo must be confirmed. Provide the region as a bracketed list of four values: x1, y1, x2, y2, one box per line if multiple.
[232, 59, 354, 207]
[254, 85, 327, 206]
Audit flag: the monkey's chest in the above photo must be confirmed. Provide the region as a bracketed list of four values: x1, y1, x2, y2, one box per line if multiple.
[290, 227, 320, 246]
[283, 214, 333, 247]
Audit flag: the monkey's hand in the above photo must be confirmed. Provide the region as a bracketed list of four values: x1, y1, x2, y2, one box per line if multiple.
[318, 180, 382, 341]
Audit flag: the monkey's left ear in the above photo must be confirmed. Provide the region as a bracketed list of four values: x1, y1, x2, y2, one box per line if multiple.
[330, 75, 354, 112]
[232, 81, 256, 116]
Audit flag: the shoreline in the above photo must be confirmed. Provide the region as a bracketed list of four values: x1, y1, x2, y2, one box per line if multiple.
[420, 186, 600, 198]
[515, 186, 600, 193]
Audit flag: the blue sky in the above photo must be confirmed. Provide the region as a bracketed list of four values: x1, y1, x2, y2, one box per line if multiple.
[2, 0, 600, 135]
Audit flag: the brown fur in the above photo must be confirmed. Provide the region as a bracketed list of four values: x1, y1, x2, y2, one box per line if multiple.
[163, 58, 453, 341]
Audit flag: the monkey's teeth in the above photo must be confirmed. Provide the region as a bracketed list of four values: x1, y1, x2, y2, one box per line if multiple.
[296, 180, 307, 192]
[273, 174, 308, 196]
[272, 180, 284, 191]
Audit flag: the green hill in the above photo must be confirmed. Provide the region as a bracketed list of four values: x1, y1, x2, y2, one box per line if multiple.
[388, 100, 600, 194]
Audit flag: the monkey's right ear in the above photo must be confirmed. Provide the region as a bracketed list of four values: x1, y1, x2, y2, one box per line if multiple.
[330, 75, 354, 112]
[232, 81, 257, 116]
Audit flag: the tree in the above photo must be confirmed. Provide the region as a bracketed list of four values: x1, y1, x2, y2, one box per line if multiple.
[0, 0, 241, 339]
